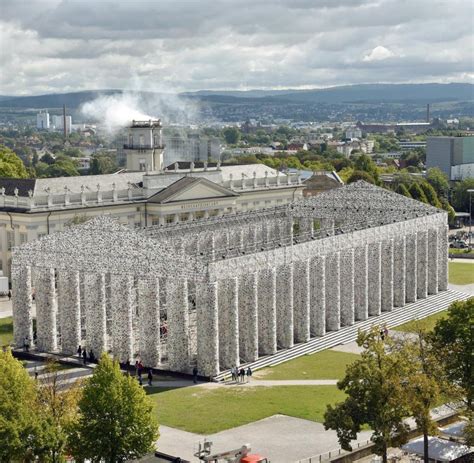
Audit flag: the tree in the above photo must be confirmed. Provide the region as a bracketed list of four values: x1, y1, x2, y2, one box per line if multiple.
[408, 183, 429, 204]
[69, 353, 159, 462]
[89, 154, 118, 175]
[0, 144, 29, 178]
[324, 328, 410, 463]
[35, 360, 81, 463]
[451, 178, 474, 212]
[395, 183, 412, 198]
[440, 197, 456, 223]
[347, 170, 376, 184]
[41, 152, 56, 165]
[426, 168, 449, 198]
[404, 328, 445, 463]
[223, 127, 241, 145]
[419, 181, 442, 208]
[0, 349, 40, 461]
[430, 298, 474, 410]
[353, 154, 379, 182]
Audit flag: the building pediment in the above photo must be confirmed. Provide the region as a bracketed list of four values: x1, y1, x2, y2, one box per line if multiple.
[148, 176, 238, 204]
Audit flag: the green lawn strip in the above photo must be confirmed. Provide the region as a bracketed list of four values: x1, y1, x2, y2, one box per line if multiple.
[254, 350, 359, 380]
[393, 310, 448, 333]
[148, 385, 345, 434]
[0, 316, 13, 347]
[448, 262, 474, 285]
[449, 248, 474, 255]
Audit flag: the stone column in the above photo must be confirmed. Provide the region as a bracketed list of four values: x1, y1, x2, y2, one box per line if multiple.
[57, 270, 81, 355]
[11, 265, 33, 348]
[138, 277, 160, 367]
[368, 242, 382, 316]
[354, 246, 368, 321]
[238, 272, 259, 362]
[196, 281, 219, 376]
[218, 277, 239, 369]
[428, 228, 439, 295]
[437, 225, 448, 291]
[417, 231, 428, 300]
[320, 218, 335, 237]
[310, 256, 325, 336]
[393, 237, 406, 307]
[110, 274, 134, 363]
[84, 272, 107, 356]
[340, 249, 355, 326]
[325, 252, 341, 331]
[299, 217, 313, 239]
[258, 268, 277, 355]
[276, 264, 294, 348]
[35, 268, 58, 352]
[166, 279, 190, 372]
[293, 259, 311, 343]
[381, 239, 394, 312]
[405, 234, 417, 303]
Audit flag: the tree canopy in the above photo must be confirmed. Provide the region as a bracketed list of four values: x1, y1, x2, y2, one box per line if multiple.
[0, 144, 29, 178]
[69, 353, 159, 463]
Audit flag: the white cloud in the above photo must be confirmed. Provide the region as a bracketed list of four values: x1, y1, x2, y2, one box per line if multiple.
[0, 0, 472, 95]
[363, 46, 396, 62]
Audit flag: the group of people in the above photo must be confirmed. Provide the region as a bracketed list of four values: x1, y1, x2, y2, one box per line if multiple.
[77, 345, 95, 364]
[230, 365, 252, 383]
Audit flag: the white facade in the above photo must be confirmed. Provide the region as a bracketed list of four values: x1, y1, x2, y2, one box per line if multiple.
[51, 115, 72, 134]
[451, 163, 474, 180]
[36, 111, 50, 130]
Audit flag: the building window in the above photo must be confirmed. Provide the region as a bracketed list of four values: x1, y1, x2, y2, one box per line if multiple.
[20, 233, 27, 244]
[277, 199, 283, 204]
[128, 135, 133, 146]
[6, 231, 14, 251]
[180, 213, 189, 222]
[265, 200, 271, 205]
[253, 201, 260, 206]
[166, 215, 174, 224]
[139, 159, 146, 171]
[139, 134, 145, 147]
[152, 217, 160, 225]
[195, 211, 205, 219]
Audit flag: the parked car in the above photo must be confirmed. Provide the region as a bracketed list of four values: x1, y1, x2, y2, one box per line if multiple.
[450, 240, 468, 249]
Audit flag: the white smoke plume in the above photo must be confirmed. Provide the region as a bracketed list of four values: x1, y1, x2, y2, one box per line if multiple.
[81, 93, 153, 133]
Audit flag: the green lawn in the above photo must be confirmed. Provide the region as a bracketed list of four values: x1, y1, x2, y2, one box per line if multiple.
[0, 316, 13, 347]
[148, 385, 344, 434]
[449, 262, 474, 285]
[448, 248, 474, 255]
[254, 350, 359, 380]
[393, 310, 448, 333]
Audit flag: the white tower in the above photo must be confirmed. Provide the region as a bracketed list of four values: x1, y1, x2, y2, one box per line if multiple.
[124, 120, 164, 172]
[36, 111, 50, 130]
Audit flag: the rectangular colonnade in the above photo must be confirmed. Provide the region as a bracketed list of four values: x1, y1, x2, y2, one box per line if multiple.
[12, 222, 448, 377]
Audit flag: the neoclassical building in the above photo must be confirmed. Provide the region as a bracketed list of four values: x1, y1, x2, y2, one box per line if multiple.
[11, 182, 448, 377]
[0, 144, 303, 278]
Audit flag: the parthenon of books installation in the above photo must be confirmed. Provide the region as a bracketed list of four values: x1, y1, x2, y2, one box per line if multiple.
[11, 182, 448, 377]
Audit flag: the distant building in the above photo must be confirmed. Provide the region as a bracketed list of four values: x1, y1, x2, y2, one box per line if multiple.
[163, 134, 222, 165]
[426, 136, 474, 180]
[36, 111, 50, 130]
[399, 140, 426, 151]
[51, 115, 72, 134]
[345, 127, 362, 139]
[357, 121, 434, 135]
[286, 169, 343, 196]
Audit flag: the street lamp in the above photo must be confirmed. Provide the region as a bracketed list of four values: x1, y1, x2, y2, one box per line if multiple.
[468, 189, 474, 249]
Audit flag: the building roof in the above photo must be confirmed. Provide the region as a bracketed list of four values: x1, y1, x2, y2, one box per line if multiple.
[0, 178, 36, 196]
[402, 436, 473, 462]
[0, 172, 145, 197]
[439, 421, 467, 438]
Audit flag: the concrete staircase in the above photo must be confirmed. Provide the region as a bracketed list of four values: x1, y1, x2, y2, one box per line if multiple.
[214, 289, 470, 382]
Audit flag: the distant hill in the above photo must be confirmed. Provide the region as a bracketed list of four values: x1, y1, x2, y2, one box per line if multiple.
[0, 83, 472, 109]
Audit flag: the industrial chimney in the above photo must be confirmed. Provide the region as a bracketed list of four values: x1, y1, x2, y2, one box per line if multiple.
[63, 104, 67, 139]
[426, 104, 430, 123]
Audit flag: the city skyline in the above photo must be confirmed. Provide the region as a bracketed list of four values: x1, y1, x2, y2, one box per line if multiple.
[1, 0, 473, 96]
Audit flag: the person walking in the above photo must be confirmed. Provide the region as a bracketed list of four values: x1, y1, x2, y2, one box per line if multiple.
[193, 366, 198, 384]
[240, 367, 245, 383]
[147, 369, 153, 386]
[8, 289, 12, 301]
[246, 366, 252, 382]
[77, 345, 82, 359]
[82, 349, 87, 365]
[231, 366, 236, 382]
[23, 336, 30, 352]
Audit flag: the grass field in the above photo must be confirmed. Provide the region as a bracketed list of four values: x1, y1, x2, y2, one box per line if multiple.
[448, 248, 474, 255]
[393, 310, 448, 333]
[254, 350, 359, 380]
[449, 262, 474, 285]
[148, 385, 345, 434]
[0, 316, 13, 347]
